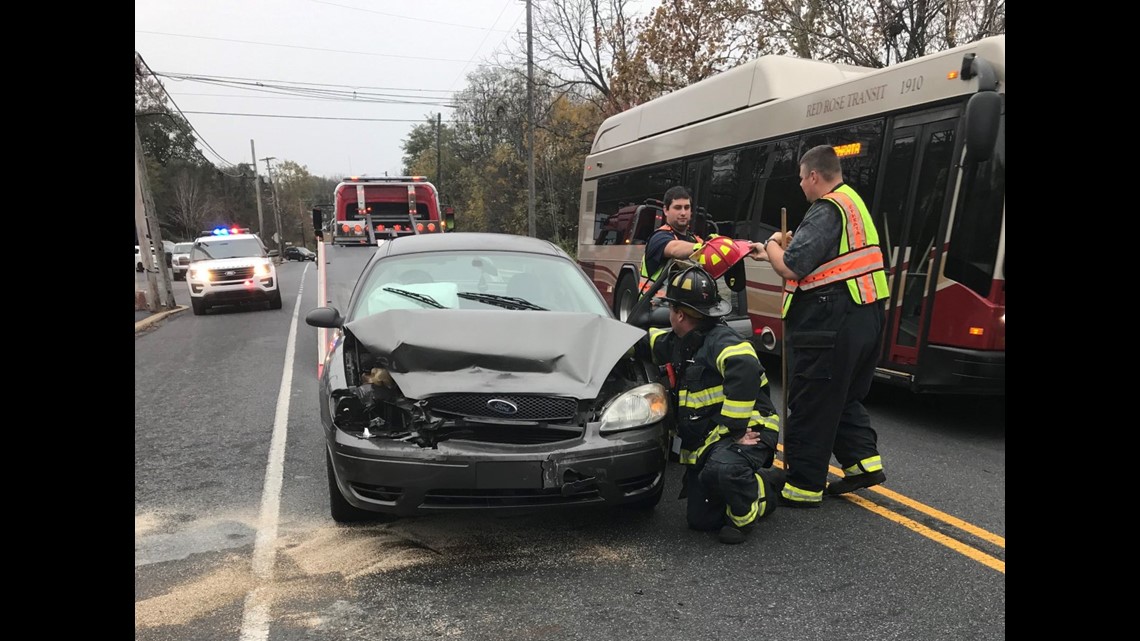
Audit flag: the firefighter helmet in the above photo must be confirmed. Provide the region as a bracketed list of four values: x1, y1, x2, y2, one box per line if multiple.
[660, 266, 732, 317]
[690, 235, 751, 292]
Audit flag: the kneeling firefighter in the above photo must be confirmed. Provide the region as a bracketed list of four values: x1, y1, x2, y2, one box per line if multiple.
[633, 264, 784, 544]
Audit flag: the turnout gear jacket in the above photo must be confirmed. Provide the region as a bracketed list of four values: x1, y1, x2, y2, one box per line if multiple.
[637, 323, 779, 466]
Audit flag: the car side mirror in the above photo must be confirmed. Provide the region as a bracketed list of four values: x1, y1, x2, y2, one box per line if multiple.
[306, 306, 343, 328]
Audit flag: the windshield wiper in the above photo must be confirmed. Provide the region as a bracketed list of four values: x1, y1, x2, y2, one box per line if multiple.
[382, 287, 444, 308]
[457, 292, 547, 311]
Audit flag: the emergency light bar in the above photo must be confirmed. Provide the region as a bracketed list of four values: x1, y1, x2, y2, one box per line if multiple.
[342, 175, 429, 183]
[201, 226, 251, 236]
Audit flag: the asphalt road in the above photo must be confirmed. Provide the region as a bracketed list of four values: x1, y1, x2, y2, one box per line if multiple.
[135, 242, 1005, 641]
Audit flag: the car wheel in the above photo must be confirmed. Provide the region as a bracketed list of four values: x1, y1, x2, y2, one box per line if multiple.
[622, 478, 665, 510]
[191, 297, 207, 315]
[613, 273, 639, 322]
[269, 290, 283, 310]
[326, 450, 390, 523]
[136, 262, 144, 272]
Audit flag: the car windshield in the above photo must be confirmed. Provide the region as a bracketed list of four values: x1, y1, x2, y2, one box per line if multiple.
[349, 250, 610, 322]
[173, 243, 194, 254]
[191, 237, 265, 261]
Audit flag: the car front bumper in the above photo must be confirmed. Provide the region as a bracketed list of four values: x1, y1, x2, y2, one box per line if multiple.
[328, 423, 668, 516]
[189, 277, 277, 302]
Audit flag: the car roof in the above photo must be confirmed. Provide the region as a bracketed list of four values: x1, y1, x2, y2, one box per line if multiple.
[376, 232, 563, 259]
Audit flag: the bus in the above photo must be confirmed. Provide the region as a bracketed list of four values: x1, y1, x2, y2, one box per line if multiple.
[332, 176, 455, 246]
[576, 35, 1005, 395]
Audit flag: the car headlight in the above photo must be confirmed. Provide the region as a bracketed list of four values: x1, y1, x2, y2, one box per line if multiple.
[188, 268, 209, 281]
[254, 261, 271, 277]
[598, 383, 668, 433]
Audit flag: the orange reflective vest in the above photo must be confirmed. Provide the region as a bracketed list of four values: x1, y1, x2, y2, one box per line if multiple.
[782, 184, 889, 317]
[640, 225, 703, 296]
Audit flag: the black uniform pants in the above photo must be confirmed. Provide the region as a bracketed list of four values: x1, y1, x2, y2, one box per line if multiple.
[685, 433, 780, 531]
[783, 290, 885, 494]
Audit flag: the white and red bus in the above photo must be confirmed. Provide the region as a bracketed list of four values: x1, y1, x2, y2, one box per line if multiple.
[577, 36, 1005, 395]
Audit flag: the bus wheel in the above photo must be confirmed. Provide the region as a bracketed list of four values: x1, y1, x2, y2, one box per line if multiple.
[614, 274, 638, 322]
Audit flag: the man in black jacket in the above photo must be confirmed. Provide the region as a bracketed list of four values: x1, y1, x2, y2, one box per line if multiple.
[635, 266, 784, 544]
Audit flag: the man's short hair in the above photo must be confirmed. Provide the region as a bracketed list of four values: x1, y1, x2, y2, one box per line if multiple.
[799, 145, 843, 182]
[663, 185, 692, 209]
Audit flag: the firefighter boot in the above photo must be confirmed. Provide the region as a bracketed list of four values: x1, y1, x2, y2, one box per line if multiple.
[825, 470, 886, 496]
[718, 525, 747, 545]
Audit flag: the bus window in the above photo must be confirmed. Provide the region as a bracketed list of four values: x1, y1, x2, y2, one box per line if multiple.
[878, 135, 918, 274]
[945, 113, 1004, 298]
[756, 137, 808, 234]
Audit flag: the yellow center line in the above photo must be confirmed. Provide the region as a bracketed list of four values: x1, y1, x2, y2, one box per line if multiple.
[773, 444, 1005, 567]
[842, 493, 1005, 574]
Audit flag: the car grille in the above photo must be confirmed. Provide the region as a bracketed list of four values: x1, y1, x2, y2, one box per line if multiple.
[426, 394, 577, 422]
[209, 266, 255, 281]
[176, 256, 190, 266]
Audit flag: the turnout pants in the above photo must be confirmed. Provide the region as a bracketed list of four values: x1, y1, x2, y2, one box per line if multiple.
[783, 290, 886, 496]
[686, 434, 781, 531]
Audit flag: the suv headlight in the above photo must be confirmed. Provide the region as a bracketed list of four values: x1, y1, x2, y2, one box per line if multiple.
[598, 383, 668, 433]
[188, 267, 209, 281]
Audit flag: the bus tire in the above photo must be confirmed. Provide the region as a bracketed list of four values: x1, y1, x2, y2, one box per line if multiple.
[613, 273, 639, 322]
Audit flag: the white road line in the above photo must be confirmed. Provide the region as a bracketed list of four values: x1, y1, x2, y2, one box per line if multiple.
[239, 264, 309, 641]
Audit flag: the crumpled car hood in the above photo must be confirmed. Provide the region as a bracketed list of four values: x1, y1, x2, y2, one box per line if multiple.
[343, 309, 645, 400]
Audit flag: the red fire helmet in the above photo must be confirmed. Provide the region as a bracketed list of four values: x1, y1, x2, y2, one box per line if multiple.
[690, 235, 751, 292]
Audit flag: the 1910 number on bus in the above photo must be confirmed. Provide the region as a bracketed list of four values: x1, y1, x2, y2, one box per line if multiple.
[900, 76, 924, 94]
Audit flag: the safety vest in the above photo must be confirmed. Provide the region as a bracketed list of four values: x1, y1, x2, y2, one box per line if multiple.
[782, 184, 889, 317]
[640, 225, 703, 295]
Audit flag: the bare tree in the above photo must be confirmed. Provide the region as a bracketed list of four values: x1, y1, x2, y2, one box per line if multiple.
[167, 168, 216, 240]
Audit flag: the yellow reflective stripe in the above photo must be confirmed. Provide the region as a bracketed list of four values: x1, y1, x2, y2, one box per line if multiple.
[648, 327, 668, 351]
[720, 399, 754, 419]
[682, 425, 729, 465]
[679, 386, 724, 409]
[716, 342, 757, 375]
[679, 449, 697, 465]
[749, 412, 780, 432]
[759, 372, 769, 388]
[781, 482, 822, 503]
[843, 455, 883, 475]
[727, 472, 770, 527]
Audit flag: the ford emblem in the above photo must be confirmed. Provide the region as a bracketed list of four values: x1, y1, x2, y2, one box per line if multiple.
[486, 399, 518, 415]
[225, 270, 236, 276]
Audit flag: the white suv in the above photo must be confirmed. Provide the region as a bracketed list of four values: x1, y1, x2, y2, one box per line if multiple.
[186, 232, 282, 315]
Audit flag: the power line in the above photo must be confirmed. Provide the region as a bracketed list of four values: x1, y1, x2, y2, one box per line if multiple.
[450, 0, 525, 91]
[181, 111, 438, 122]
[154, 71, 457, 94]
[157, 75, 457, 107]
[135, 52, 241, 171]
[136, 30, 474, 63]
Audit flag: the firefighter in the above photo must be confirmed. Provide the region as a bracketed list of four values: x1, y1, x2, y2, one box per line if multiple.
[634, 266, 784, 544]
[751, 144, 890, 507]
[639, 186, 704, 298]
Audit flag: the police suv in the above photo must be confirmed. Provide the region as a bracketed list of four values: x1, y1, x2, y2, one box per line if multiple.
[186, 228, 282, 315]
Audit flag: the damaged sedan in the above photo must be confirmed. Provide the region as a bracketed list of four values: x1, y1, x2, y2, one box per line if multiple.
[306, 232, 670, 522]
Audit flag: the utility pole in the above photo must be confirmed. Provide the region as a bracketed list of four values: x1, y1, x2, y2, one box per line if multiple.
[135, 121, 176, 310]
[251, 140, 266, 241]
[261, 156, 286, 259]
[436, 112, 442, 197]
[526, 0, 536, 238]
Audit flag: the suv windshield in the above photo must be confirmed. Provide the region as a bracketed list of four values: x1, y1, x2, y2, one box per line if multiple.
[191, 237, 265, 261]
[173, 243, 194, 254]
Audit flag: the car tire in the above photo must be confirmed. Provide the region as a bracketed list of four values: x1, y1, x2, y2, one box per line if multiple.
[191, 297, 207, 315]
[622, 478, 665, 510]
[269, 290, 283, 310]
[136, 262, 144, 272]
[326, 450, 391, 523]
[613, 272, 639, 322]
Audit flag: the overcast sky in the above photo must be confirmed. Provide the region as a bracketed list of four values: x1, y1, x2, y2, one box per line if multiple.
[135, 0, 654, 180]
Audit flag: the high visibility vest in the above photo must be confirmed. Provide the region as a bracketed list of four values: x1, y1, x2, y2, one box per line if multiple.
[782, 184, 889, 317]
[640, 225, 703, 296]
